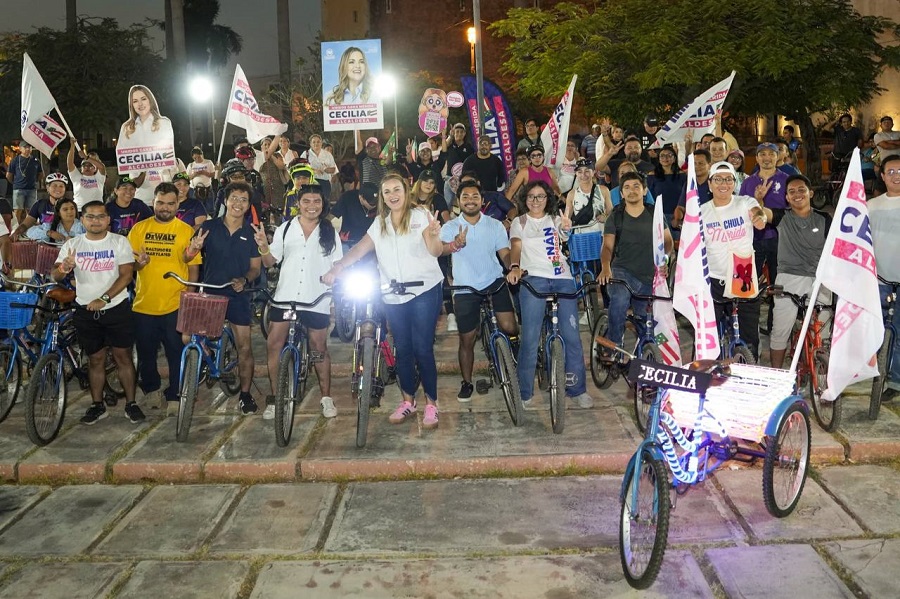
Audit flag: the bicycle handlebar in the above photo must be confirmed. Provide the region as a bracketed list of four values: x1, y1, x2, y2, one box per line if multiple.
[605, 278, 673, 302]
[448, 279, 507, 297]
[518, 277, 596, 300]
[0, 272, 59, 291]
[10, 302, 69, 315]
[767, 285, 831, 310]
[257, 288, 332, 310]
[164, 271, 239, 290]
[877, 275, 900, 287]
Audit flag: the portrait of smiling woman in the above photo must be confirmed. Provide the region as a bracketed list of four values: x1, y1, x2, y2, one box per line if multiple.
[325, 46, 371, 106]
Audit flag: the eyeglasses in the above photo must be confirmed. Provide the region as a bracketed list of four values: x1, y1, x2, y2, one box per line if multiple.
[885, 168, 900, 176]
[659, 153, 675, 159]
[82, 213, 109, 221]
[711, 176, 735, 184]
[227, 196, 250, 203]
[526, 194, 548, 201]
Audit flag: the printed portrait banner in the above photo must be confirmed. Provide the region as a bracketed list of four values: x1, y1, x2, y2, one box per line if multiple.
[115, 85, 176, 174]
[540, 74, 577, 168]
[460, 76, 517, 175]
[226, 64, 287, 144]
[321, 39, 384, 132]
[22, 112, 66, 159]
[653, 71, 736, 148]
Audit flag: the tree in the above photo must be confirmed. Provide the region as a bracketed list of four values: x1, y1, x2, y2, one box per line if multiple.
[178, 0, 242, 73]
[490, 0, 900, 183]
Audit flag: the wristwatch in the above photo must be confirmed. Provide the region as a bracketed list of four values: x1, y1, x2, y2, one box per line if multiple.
[100, 294, 111, 304]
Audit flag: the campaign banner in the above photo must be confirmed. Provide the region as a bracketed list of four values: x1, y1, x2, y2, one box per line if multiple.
[460, 76, 517, 175]
[653, 71, 736, 148]
[115, 85, 176, 173]
[20, 53, 56, 133]
[540, 74, 577, 168]
[22, 112, 66, 159]
[322, 39, 384, 131]
[652, 197, 682, 365]
[226, 64, 287, 143]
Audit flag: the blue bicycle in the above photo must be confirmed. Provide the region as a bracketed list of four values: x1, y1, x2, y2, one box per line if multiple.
[713, 292, 762, 365]
[567, 226, 602, 329]
[871, 275, 900, 420]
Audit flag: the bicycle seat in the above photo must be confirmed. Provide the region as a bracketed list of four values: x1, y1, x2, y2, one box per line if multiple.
[686, 358, 734, 384]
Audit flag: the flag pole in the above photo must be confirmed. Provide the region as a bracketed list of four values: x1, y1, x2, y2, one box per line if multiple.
[53, 106, 82, 154]
[215, 122, 228, 166]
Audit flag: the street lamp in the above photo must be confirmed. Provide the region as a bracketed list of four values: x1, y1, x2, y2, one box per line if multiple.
[375, 72, 399, 156]
[189, 75, 216, 157]
[467, 27, 476, 74]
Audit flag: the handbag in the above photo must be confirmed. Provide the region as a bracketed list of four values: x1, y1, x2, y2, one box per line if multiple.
[724, 251, 758, 299]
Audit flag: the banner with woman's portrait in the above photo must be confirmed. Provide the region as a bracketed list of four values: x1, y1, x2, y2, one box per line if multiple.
[115, 85, 176, 173]
[321, 39, 384, 132]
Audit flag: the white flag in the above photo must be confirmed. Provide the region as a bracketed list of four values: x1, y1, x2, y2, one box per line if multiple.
[540, 74, 577, 168]
[817, 149, 883, 400]
[652, 71, 735, 149]
[225, 64, 288, 144]
[672, 155, 721, 361]
[20, 53, 57, 132]
[652, 197, 682, 365]
[22, 112, 66, 159]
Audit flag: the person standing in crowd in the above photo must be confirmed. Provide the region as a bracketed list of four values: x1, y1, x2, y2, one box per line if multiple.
[555, 139, 580, 194]
[407, 140, 446, 192]
[443, 123, 475, 206]
[727, 149, 747, 188]
[283, 164, 318, 221]
[648, 146, 686, 226]
[6, 141, 42, 226]
[564, 158, 611, 232]
[128, 182, 203, 414]
[782, 125, 801, 154]
[235, 146, 264, 192]
[173, 172, 207, 231]
[637, 115, 660, 163]
[107, 176, 152, 236]
[672, 149, 713, 229]
[595, 120, 625, 162]
[506, 180, 593, 409]
[411, 169, 453, 330]
[516, 118, 543, 152]
[54, 201, 143, 425]
[506, 145, 560, 200]
[304, 134, 337, 201]
[596, 136, 655, 188]
[874, 116, 900, 162]
[255, 183, 342, 419]
[775, 140, 801, 176]
[440, 180, 517, 401]
[12, 172, 66, 241]
[462, 136, 506, 193]
[581, 124, 601, 163]
[186, 147, 215, 191]
[709, 137, 729, 165]
[214, 160, 264, 225]
[354, 132, 387, 187]
[609, 162, 654, 208]
[332, 181, 378, 252]
[192, 182, 261, 415]
[824, 113, 864, 174]
[323, 174, 444, 429]
[257, 136, 289, 215]
[66, 140, 107, 210]
[508, 148, 530, 186]
[276, 136, 298, 166]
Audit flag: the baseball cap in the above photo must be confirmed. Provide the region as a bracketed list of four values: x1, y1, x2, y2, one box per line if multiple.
[452, 123, 466, 131]
[172, 172, 190, 183]
[116, 176, 137, 189]
[756, 142, 779, 154]
[645, 114, 659, 126]
[365, 136, 379, 146]
[709, 161, 738, 179]
[418, 141, 431, 152]
[418, 169, 437, 182]
[359, 182, 379, 202]
[574, 158, 593, 169]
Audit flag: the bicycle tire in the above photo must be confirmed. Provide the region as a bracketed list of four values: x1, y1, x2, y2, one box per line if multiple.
[480, 319, 498, 385]
[274, 350, 298, 447]
[810, 349, 841, 432]
[762, 402, 810, 518]
[297, 332, 310, 402]
[619, 450, 670, 589]
[24, 353, 66, 446]
[175, 348, 200, 443]
[104, 349, 126, 399]
[549, 337, 565, 434]
[869, 330, 891, 420]
[494, 337, 524, 427]
[336, 298, 357, 343]
[260, 302, 273, 340]
[0, 346, 22, 423]
[356, 338, 376, 448]
[633, 343, 662, 434]
[590, 313, 614, 389]
[536, 324, 550, 391]
[732, 344, 755, 365]
[582, 273, 600, 330]
[218, 327, 242, 396]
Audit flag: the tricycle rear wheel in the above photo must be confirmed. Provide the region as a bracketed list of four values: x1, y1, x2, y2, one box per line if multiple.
[762, 402, 810, 518]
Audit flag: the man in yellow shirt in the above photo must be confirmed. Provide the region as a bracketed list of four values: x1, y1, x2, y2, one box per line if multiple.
[128, 182, 202, 413]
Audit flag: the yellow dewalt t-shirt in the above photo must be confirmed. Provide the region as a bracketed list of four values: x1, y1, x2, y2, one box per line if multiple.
[128, 217, 202, 315]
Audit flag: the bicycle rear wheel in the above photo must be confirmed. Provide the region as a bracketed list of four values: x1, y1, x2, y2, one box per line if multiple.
[0, 346, 22, 423]
[732, 344, 755, 365]
[619, 451, 670, 589]
[810, 350, 841, 431]
[274, 350, 298, 447]
[581, 273, 600, 329]
[260, 302, 273, 339]
[494, 337, 524, 426]
[549, 337, 565, 434]
[590, 313, 614, 389]
[176, 348, 200, 443]
[762, 402, 810, 518]
[218, 327, 242, 396]
[633, 343, 662, 434]
[356, 338, 376, 448]
[25, 353, 67, 446]
[869, 330, 891, 420]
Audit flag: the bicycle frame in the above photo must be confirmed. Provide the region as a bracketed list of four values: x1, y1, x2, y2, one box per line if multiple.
[178, 328, 237, 387]
[882, 287, 898, 384]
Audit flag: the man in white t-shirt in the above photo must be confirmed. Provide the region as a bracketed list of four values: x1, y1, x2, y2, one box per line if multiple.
[874, 116, 900, 162]
[869, 154, 900, 399]
[66, 140, 107, 210]
[186, 147, 216, 188]
[53, 200, 142, 425]
[700, 161, 771, 359]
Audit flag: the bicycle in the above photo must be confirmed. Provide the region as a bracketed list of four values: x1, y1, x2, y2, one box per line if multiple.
[870, 275, 900, 420]
[333, 252, 377, 343]
[449, 280, 524, 427]
[769, 285, 841, 431]
[590, 278, 675, 433]
[567, 225, 602, 329]
[520, 277, 596, 434]
[713, 292, 761, 365]
[599, 337, 810, 589]
[163, 273, 243, 442]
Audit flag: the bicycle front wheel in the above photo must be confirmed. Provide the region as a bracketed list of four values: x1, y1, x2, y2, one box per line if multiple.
[762, 402, 810, 518]
[356, 338, 376, 448]
[494, 337, 524, 426]
[176, 348, 201, 443]
[581, 273, 600, 329]
[590, 313, 615, 389]
[0, 346, 22, 423]
[274, 350, 298, 447]
[619, 451, 670, 589]
[25, 353, 67, 446]
[536, 324, 549, 391]
[633, 343, 662, 434]
[732, 344, 755, 365]
[869, 330, 891, 420]
[549, 337, 565, 434]
[218, 327, 242, 396]
[810, 349, 841, 432]
[336, 298, 357, 343]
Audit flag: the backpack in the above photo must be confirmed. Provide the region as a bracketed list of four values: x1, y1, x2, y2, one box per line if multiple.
[610, 202, 653, 258]
[275, 218, 292, 269]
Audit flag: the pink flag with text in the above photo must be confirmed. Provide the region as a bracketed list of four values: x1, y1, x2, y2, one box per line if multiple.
[652, 198, 682, 365]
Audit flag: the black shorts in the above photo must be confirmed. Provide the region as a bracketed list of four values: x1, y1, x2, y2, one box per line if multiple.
[206, 289, 252, 327]
[72, 301, 135, 356]
[453, 279, 515, 335]
[269, 307, 330, 331]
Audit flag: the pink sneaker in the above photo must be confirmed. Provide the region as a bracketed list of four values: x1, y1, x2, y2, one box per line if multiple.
[423, 404, 439, 429]
[389, 400, 417, 424]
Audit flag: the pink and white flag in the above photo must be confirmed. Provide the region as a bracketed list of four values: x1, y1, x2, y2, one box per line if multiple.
[673, 155, 721, 360]
[22, 112, 66, 159]
[21, 53, 70, 158]
[225, 64, 288, 144]
[539, 74, 577, 168]
[816, 149, 883, 400]
[652, 71, 735, 149]
[652, 197, 682, 365]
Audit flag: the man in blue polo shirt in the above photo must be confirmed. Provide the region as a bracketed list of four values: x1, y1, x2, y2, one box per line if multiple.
[440, 180, 518, 401]
[6, 141, 43, 226]
[192, 182, 262, 414]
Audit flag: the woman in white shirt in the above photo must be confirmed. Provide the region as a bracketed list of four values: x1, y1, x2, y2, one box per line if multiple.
[304, 134, 337, 201]
[323, 174, 445, 430]
[506, 180, 593, 408]
[187, 147, 215, 189]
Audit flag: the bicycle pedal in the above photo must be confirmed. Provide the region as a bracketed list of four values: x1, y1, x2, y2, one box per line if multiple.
[475, 380, 491, 394]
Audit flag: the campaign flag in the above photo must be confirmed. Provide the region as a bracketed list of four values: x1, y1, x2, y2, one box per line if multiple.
[539, 75, 577, 168]
[225, 64, 288, 144]
[321, 39, 384, 131]
[461, 76, 517, 175]
[21, 53, 57, 132]
[22, 112, 66, 158]
[380, 131, 397, 163]
[652, 71, 736, 148]
[652, 197, 682, 366]
[672, 155, 721, 360]
[816, 149, 883, 400]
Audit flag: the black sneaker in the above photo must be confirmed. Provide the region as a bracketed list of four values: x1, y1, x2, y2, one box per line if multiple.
[124, 402, 145, 424]
[80, 403, 108, 425]
[883, 388, 899, 403]
[239, 392, 258, 415]
[457, 380, 474, 403]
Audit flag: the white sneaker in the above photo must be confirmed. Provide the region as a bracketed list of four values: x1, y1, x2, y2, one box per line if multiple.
[446, 313, 458, 332]
[321, 396, 337, 418]
[262, 404, 276, 420]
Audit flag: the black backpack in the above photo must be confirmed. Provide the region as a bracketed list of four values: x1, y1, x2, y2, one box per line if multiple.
[610, 201, 654, 258]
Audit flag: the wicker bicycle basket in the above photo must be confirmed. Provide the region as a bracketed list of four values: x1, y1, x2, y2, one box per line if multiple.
[568, 231, 602, 263]
[35, 244, 61, 276]
[0, 292, 38, 330]
[176, 292, 229, 337]
[9, 241, 38, 271]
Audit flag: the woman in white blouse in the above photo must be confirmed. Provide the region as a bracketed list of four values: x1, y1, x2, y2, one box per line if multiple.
[304, 134, 337, 201]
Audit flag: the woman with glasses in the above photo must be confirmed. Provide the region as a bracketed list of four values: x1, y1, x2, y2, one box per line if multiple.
[505, 146, 561, 201]
[506, 180, 594, 409]
[726, 149, 748, 188]
[647, 146, 687, 223]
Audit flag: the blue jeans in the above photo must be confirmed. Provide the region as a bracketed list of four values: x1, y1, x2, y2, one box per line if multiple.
[607, 267, 653, 347]
[880, 284, 900, 389]
[382, 283, 443, 402]
[517, 277, 587, 401]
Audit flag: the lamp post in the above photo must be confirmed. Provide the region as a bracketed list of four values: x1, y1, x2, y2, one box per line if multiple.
[189, 75, 216, 157]
[375, 72, 399, 156]
[467, 27, 476, 74]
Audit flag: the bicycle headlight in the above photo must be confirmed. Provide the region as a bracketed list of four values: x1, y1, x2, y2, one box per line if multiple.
[343, 270, 376, 300]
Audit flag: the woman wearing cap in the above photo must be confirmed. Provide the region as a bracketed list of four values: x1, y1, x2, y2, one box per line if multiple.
[322, 173, 445, 430]
[556, 139, 581, 194]
[412, 169, 454, 330]
[325, 46, 371, 106]
[726, 149, 747, 188]
[303, 134, 337, 201]
[106, 176, 152, 236]
[505, 145, 560, 202]
[564, 158, 612, 233]
[173, 172, 208, 231]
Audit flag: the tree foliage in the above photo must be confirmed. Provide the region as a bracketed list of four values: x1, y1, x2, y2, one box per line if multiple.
[179, 0, 243, 72]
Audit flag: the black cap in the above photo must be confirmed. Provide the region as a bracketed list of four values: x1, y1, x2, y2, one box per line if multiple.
[116, 176, 137, 188]
[418, 169, 437, 182]
[645, 114, 659, 126]
[172, 172, 190, 182]
[575, 158, 593, 169]
[360, 182, 379, 201]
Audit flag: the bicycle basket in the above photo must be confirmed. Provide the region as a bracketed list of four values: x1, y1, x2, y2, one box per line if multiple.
[35, 244, 61, 276]
[568, 231, 602, 263]
[176, 292, 229, 337]
[9, 241, 38, 270]
[0, 291, 38, 330]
